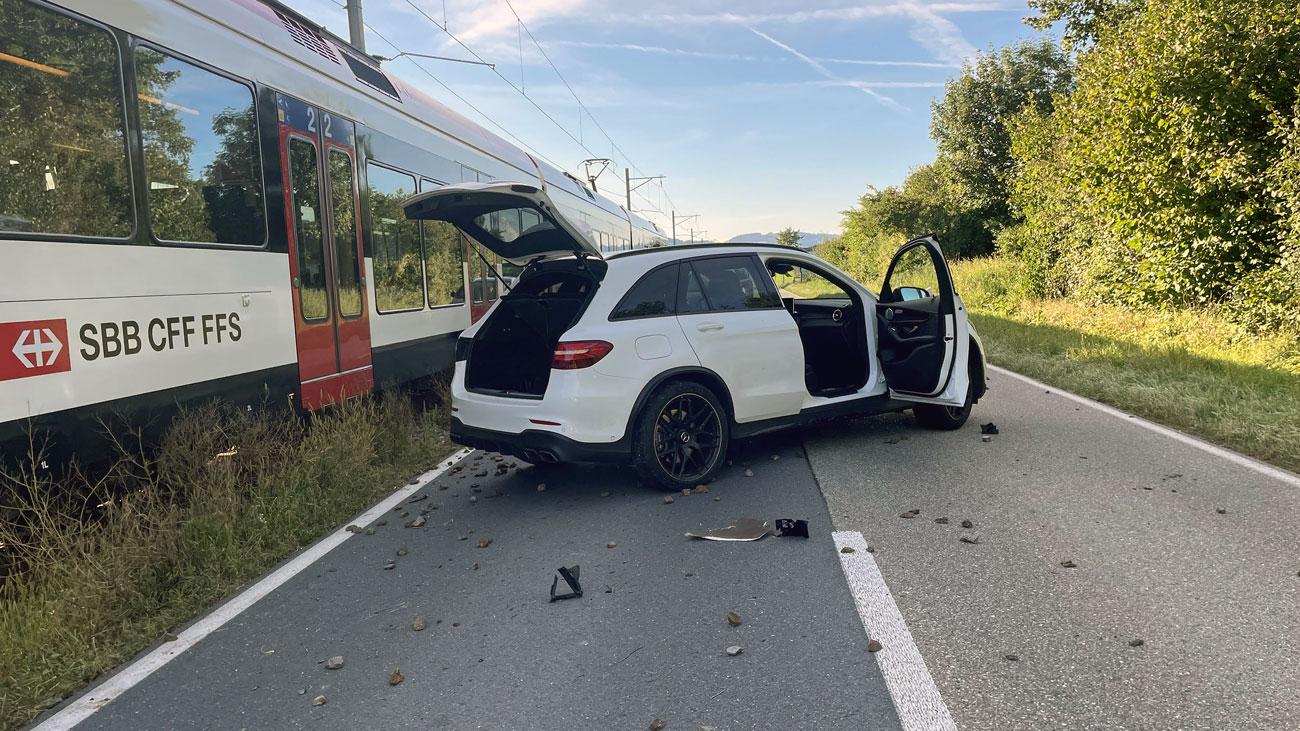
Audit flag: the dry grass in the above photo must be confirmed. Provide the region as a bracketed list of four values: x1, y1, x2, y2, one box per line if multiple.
[0, 396, 451, 730]
[952, 257, 1300, 472]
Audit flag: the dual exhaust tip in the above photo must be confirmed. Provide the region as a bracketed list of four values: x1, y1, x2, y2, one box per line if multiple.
[522, 448, 560, 464]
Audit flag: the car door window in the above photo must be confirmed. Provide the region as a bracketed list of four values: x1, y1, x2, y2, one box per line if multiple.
[687, 257, 780, 312]
[770, 264, 851, 299]
[611, 264, 678, 320]
[882, 244, 942, 303]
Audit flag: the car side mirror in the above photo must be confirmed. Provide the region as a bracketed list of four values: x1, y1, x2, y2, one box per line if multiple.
[897, 286, 931, 301]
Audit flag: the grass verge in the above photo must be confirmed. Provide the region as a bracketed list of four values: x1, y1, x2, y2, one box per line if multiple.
[952, 257, 1300, 473]
[0, 394, 452, 730]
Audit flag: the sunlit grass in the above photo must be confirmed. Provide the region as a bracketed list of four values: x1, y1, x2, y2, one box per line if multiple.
[951, 257, 1300, 472]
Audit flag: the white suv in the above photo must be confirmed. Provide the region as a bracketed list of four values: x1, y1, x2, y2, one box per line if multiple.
[404, 182, 987, 489]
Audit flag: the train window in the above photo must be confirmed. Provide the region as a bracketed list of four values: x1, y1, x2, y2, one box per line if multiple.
[0, 0, 132, 237]
[367, 163, 422, 312]
[420, 178, 465, 307]
[288, 137, 328, 320]
[327, 148, 361, 317]
[135, 47, 264, 246]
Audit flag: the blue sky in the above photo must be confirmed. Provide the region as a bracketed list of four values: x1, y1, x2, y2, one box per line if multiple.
[290, 0, 1050, 241]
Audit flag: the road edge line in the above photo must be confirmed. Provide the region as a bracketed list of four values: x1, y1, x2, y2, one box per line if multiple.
[32, 447, 474, 731]
[988, 364, 1300, 488]
[832, 530, 957, 731]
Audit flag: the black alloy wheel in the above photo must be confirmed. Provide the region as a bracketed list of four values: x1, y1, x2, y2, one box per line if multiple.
[633, 380, 729, 489]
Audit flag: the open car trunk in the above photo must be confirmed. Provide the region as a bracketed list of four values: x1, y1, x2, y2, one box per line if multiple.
[465, 262, 600, 398]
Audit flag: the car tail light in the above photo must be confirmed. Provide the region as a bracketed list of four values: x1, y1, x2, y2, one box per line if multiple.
[552, 340, 613, 370]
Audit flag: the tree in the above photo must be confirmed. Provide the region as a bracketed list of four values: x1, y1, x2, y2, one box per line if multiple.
[775, 227, 802, 248]
[930, 39, 1072, 228]
[1024, 0, 1143, 51]
[1008, 0, 1300, 311]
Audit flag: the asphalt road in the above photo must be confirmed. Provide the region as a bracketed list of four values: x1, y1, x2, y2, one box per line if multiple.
[32, 368, 1300, 730]
[806, 368, 1300, 730]
[58, 436, 901, 731]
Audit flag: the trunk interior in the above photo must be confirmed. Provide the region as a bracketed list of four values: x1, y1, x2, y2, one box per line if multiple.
[465, 264, 599, 398]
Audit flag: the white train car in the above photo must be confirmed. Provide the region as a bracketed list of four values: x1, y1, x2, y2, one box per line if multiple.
[0, 0, 667, 456]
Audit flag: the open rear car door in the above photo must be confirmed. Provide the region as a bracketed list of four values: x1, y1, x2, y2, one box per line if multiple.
[875, 235, 969, 406]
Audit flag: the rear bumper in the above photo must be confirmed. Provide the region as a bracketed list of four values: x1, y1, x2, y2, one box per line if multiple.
[450, 418, 631, 464]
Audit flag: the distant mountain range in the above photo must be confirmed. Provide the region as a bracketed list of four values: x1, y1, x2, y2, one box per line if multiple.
[725, 231, 837, 248]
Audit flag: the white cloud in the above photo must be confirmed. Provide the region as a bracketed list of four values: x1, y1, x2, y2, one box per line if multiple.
[547, 39, 775, 63]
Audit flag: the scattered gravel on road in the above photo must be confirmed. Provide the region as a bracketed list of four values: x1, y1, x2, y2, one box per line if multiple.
[607, 541, 617, 548]
[375, 520, 387, 527]
[1060, 560, 1077, 568]
[1129, 639, 1145, 647]
[384, 558, 396, 570]
[476, 539, 492, 548]
[649, 720, 666, 730]
[664, 496, 675, 504]
[326, 656, 344, 669]
[934, 517, 949, 524]
[365, 528, 374, 535]
[471, 563, 479, 570]
[1216, 507, 1227, 514]
[345, 525, 362, 533]
[601, 491, 610, 497]
[960, 534, 981, 544]
[537, 484, 546, 492]
[312, 695, 326, 706]
[900, 510, 920, 519]
[396, 547, 408, 556]
[1005, 654, 1019, 661]
[726, 646, 743, 656]
[840, 546, 855, 553]
[413, 616, 427, 631]
[961, 519, 974, 528]
[388, 669, 404, 685]
[867, 639, 883, 652]
[694, 485, 709, 493]
[682, 488, 692, 496]
[744, 469, 754, 477]
[727, 612, 742, 627]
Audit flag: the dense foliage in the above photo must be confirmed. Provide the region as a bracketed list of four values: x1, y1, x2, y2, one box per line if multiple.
[1008, 0, 1300, 331]
[830, 0, 1300, 336]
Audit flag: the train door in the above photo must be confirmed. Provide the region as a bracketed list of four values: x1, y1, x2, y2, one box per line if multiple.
[275, 93, 374, 409]
[461, 165, 500, 323]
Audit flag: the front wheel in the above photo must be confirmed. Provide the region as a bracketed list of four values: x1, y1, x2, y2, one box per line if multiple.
[632, 381, 730, 490]
[912, 361, 975, 430]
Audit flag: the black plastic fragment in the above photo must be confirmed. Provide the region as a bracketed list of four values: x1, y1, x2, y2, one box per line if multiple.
[549, 565, 583, 602]
[980, 422, 999, 435]
[774, 519, 809, 538]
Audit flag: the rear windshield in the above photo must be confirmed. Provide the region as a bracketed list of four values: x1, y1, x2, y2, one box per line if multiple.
[473, 207, 554, 243]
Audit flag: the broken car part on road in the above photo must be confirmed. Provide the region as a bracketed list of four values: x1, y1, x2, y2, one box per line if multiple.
[549, 565, 584, 602]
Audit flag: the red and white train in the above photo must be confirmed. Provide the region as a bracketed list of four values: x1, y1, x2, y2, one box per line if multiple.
[0, 0, 669, 456]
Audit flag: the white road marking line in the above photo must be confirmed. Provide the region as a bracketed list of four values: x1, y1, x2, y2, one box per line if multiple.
[33, 448, 474, 731]
[832, 530, 957, 731]
[989, 365, 1300, 488]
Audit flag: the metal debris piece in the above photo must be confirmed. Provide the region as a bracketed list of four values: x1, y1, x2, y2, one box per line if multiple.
[867, 639, 883, 653]
[388, 669, 404, 686]
[727, 612, 742, 627]
[774, 518, 809, 538]
[725, 646, 743, 656]
[685, 517, 770, 542]
[550, 565, 583, 602]
[840, 546, 855, 554]
[326, 656, 344, 669]
[980, 422, 999, 435]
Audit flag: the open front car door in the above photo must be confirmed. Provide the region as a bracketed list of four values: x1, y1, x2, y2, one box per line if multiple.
[875, 235, 970, 407]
